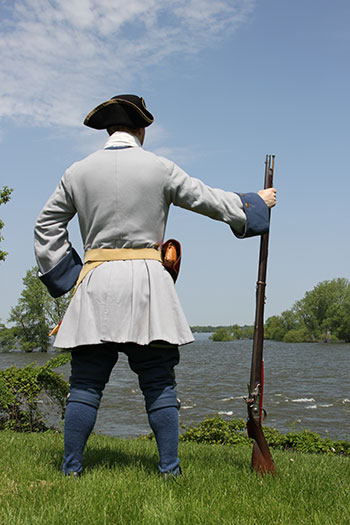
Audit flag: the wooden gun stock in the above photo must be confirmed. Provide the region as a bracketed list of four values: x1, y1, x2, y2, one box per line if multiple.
[246, 154, 276, 475]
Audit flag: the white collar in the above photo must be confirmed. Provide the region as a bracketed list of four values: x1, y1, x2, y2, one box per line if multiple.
[104, 131, 141, 149]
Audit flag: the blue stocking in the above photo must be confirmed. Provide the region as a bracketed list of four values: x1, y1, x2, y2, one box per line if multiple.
[63, 401, 97, 475]
[148, 406, 180, 475]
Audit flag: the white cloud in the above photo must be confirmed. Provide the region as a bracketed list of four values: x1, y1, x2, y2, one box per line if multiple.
[0, 0, 255, 128]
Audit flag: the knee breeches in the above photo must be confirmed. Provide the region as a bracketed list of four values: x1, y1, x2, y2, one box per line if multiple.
[67, 342, 180, 413]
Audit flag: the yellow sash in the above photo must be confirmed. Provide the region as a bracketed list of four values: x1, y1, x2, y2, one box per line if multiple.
[74, 247, 162, 293]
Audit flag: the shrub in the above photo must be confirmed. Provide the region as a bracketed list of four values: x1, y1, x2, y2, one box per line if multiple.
[284, 430, 343, 455]
[180, 416, 249, 446]
[209, 328, 235, 342]
[0, 353, 71, 432]
[179, 416, 350, 456]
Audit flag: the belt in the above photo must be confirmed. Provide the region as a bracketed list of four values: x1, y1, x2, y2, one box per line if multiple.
[73, 247, 162, 293]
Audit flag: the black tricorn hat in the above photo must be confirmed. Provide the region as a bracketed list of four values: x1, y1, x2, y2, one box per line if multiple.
[84, 94, 154, 130]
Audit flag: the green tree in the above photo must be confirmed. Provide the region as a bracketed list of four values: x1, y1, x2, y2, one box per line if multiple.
[0, 323, 19, 352]
[325, 279, 350, 342]
[265, 309, 301, 341]
[265, 278, 350, 343]
[0, 186, 13, 262]
[209, 327, 235, 342]
[240, 325, 254, 339]
[8, 267, 72, 352]
[264, 315, 287, 341]
[294, 278, 350, 342]
[231, 324, 243, 339]
[283, 327, 313, 343]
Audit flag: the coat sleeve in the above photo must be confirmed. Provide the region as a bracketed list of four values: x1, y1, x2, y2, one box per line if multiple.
[34, 174, 83, 297]
[163, 161, 269, 238]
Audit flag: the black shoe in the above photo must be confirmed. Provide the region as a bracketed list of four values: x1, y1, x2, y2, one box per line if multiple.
[64, 471, 81, 479]
[161, 467, 182, 481]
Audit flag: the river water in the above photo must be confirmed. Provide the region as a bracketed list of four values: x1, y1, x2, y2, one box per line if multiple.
[1, 335, 349, 441]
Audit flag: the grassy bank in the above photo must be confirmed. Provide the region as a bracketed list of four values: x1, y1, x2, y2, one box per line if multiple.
[0, 431, 349, 525]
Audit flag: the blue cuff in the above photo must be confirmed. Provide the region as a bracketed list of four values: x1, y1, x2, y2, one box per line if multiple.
[232, 192, 270, 238]
[38, 248, 83, 298]
[67, 387, 102, 409]
[145, 385, 179, 413]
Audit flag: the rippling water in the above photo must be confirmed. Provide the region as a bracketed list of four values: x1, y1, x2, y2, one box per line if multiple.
[1, 335, 349, 440]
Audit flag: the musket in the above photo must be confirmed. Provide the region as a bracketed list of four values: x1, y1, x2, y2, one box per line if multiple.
[245, 154, 276, 475]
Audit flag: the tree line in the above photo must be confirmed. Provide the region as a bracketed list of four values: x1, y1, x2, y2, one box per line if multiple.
[208, 325, 254, 342]
[195, 278, 350, 344]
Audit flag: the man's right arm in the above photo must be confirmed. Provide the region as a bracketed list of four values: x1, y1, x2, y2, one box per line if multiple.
[163, 160, 274, 239]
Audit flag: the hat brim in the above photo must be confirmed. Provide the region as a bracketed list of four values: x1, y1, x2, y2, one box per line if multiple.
[84, 97, 154, 130]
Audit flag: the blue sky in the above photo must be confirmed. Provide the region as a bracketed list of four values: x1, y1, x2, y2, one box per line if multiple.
[0, 0, 349, 327]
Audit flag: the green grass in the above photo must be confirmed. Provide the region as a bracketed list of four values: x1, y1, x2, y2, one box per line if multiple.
[0, 431, 349, 525]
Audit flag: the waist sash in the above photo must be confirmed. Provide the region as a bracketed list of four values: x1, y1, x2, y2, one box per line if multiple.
[74, 247, 162, 293]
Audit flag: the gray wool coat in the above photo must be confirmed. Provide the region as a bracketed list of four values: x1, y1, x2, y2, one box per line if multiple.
[34, 132, 269, 349]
